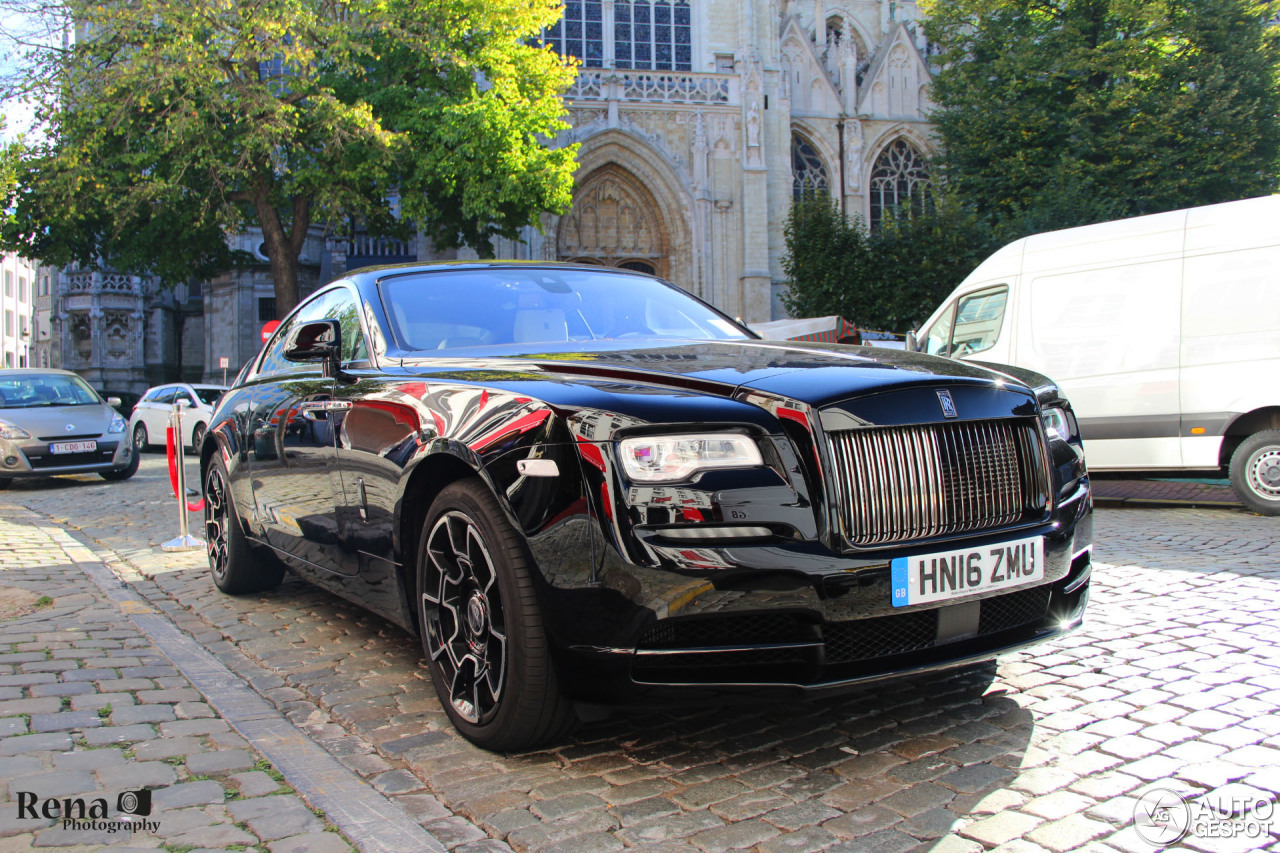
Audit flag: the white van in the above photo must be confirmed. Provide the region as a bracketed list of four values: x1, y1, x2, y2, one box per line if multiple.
[912, 195, 1280, 515]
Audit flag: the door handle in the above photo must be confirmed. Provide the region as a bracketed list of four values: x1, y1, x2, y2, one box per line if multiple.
[299, 400, 352, 420]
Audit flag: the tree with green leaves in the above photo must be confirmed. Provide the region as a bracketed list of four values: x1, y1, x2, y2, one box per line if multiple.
[921, 0, 1280, 235]
[0, 0, 578, 317]
[781, 193, 997, 331]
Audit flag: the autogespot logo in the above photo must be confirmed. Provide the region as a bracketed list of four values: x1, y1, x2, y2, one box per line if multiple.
[16, 788, 159, 834]
[1133, 785, 1276, 845]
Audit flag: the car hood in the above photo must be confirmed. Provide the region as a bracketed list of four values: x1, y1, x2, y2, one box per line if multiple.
[0, 404, 117, 437]
[396, 339, 1024, 408]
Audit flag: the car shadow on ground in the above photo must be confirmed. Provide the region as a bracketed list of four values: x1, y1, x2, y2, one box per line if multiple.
[154, 566, 1037, 850]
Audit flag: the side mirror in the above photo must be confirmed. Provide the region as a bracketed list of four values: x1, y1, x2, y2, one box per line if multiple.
[106, 396, 122, 407]
[284, 319, 342, 366]
[905, 331, 919, 353]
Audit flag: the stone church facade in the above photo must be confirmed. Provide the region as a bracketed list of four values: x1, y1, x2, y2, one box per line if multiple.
[50, 0, 936, 391]
[495, 0, 938, 323]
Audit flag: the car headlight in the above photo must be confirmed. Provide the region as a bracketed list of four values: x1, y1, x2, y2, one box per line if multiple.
[618, 433, 763, 483]
[0, 420, 32, 441]
[108, 414, 127, 434]
[1041, 405, 1079, 442]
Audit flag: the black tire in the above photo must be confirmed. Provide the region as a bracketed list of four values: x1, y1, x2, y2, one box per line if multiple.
[133, 422, 149, 452]
[204, 457, 285, 594]
[417, 480, 576, 751]
[1230, 429, 1280, 516]
[188, 423, 206, 456]
[100, 447, 140, 481]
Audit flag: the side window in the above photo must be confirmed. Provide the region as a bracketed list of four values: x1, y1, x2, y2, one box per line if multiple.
[950, 286, 1009, 357]
[154, 387, 177, 405]
[257, 295, 332, 377]
[326, 290, 369, 364]
[255, 286, 368, 376]
[923, 303, 956, 357]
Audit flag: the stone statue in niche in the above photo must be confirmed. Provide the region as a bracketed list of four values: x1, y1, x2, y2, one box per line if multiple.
[846, 119, 864, 192]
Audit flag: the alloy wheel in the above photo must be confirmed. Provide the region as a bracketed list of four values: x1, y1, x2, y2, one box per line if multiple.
[421, 511, 508, 724]
[204, 467, 230, 581]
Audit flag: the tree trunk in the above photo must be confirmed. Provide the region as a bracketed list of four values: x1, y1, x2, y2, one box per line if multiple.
[249, 183, 312, 320]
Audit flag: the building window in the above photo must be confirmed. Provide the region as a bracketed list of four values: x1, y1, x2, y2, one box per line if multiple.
[544, 0, 604, 68]
[615, 0, 691, 70]
[4, 310, 11, 336]
[41, 275, 49, 296]
[18, 277, 26, 302]
[543, 0, 691, 71]
[869, 139, 932, 230]
[4, 272, 10, 297]
[258, 297, 276, 323]
[792, 132, 830, 199]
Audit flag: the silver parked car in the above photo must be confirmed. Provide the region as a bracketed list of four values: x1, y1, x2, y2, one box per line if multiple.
[0, 368, 139, 488]
[129, 383, 228, 453]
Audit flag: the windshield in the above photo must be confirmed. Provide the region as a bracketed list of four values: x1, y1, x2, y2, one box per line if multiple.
[0, 374, 102, 408]
[379, 269, 751, 351]
[193, 387, 225, 406]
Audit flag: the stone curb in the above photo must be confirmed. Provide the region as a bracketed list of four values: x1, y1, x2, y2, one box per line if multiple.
[34, 515, 449, 853]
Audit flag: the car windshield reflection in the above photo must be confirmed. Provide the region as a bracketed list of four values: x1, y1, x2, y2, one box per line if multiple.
[379, 268, 750, 352]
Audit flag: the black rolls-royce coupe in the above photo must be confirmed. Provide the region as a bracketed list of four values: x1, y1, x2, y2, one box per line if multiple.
[199, 262, 1091, 750]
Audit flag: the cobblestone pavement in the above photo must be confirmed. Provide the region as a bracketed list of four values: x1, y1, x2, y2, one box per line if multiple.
[0, 500, 355, 853]
[3, 456, 1280, 853]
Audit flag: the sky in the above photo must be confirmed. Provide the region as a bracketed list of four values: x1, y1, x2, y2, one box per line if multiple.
[0, 7, 61, 142]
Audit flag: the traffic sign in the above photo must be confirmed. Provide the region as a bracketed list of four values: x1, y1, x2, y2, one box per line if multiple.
[218, 356, 230, 369]
[261, 320, 281, 344]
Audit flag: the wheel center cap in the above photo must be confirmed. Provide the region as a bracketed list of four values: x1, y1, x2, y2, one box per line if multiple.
[1262, 464, 1280, 488]
[466, 595, 488, 636]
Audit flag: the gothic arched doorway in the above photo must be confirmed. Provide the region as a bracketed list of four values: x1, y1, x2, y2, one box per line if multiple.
[557, 165, 669, 278]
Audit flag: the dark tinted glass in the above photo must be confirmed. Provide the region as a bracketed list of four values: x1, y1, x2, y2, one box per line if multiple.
[193, 387, 225, 406]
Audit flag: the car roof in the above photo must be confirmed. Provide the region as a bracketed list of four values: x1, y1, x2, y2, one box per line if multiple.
[0, 368, 82, 378]
[343, 260, 662, 283]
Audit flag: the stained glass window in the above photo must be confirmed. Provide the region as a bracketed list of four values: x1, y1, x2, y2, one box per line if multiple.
[614, 0, 692, 70]
[792, 133, 829, 199]
[543, 0, 605, 68]
[869, 140, 932, 229]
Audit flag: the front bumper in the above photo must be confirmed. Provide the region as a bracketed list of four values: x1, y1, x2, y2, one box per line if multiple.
[555, 546, 1090, 703]
[0, 437, 131, 478]
[544, 475, 1092, 704]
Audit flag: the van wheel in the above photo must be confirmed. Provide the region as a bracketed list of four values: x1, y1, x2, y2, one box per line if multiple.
[1229, 430, 1280, 516]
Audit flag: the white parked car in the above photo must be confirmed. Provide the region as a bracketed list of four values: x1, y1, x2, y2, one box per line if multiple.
[130, 383, 228, 454]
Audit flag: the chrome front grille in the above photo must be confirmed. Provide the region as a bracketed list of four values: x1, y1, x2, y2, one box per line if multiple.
[829, 418, 1050, 547]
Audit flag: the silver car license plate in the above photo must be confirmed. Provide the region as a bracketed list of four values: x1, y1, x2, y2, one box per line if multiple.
[891, 535, 1044, 607]
[50, 441, 97, 454]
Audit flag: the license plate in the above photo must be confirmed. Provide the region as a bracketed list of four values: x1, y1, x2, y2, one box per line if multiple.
[891, 535, 1044, 607]
[50, 441, 97, 454]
